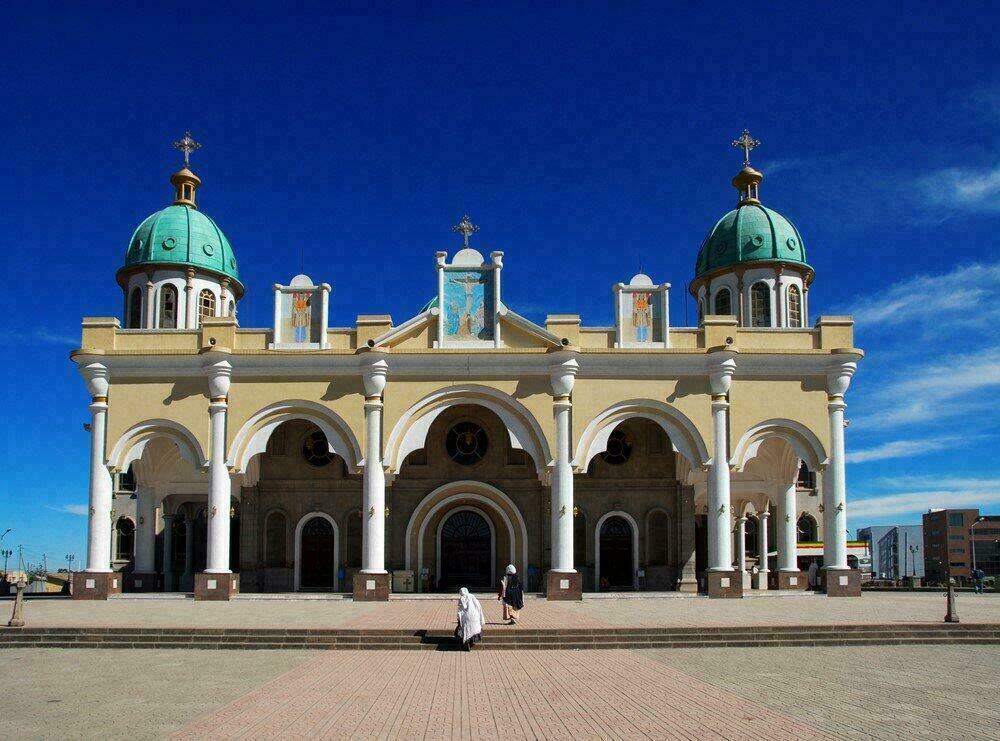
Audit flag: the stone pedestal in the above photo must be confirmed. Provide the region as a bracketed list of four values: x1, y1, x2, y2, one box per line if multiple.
[545, 571, 582, 601]
[125, 573, 161, 593]
[753, 571, 769, 590]
[770, 570, 808, 591]
[71, 572, 122, 600]
[706, 570, 742, 599]
[821, 568, 861, 597]
[677, 576, 699, 593]
[353, 572, 390, 601]
[194, 572, 239, 601]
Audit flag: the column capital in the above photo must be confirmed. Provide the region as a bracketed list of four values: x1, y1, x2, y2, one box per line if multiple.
[79, 361, 110, 399]
[202, 357, 232, 400]
[548, 352, 579, 397]
[759, 509, 771, 520]
[361, 353, 389, 397]
[707, 350, 737, 396]
[826, 358, 858, 397]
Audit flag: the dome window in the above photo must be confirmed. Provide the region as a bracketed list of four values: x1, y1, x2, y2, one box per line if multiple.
[713, 288, 733, 316]
[750, 283, 771, 327]
[126, 287, 143, 329]
[198, 289, 216, 326]
[788, 285, 802, 328]
[159, 285, 178, 329]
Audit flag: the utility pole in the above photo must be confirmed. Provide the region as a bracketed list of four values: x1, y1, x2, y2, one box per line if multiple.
[66, 554, 75, 573]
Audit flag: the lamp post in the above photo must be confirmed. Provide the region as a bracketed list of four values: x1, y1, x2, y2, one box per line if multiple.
[971, 516, 985, 572]
[909, 544, 919, 579]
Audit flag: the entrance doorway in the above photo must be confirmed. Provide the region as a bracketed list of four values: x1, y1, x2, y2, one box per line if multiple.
[299, 516, 335, 590]
[599, 515, 634, 589]
[439, 509, 492, 591]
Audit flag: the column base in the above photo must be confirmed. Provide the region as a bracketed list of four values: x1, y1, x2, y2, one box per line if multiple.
[545, 571, 582, 601]
[71, 572, 122, 600]
[353, 572, 391, 601]
[678, 576, 699, 593]
[706, 570, 743, 599]
[753, 571, 769, 590]
[194, 572, 239, 601]
[125, 572, 161, 593]
[821, 568, 861, 597]
[769, 570, 809, 591]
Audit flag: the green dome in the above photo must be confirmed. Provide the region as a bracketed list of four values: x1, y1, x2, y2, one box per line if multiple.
[118, 204, 243, 292]
[694, 203, 810, 278]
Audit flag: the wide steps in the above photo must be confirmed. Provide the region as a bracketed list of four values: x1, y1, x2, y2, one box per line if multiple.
[1, 624, 998, 650]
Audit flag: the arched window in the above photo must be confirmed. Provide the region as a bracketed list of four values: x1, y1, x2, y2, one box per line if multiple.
[797, 514, 818, 543]
[713, 288, 733, 316]
[158, 285, 178, 329]
[115, 518, 135, 561]
[345, 510, 362, 569]
[264, 511, 287, 567]
[646, 510, 670, 566]
[797, 461, 816, 489]
[198, 289, 216, 326]
[787, 284, 802, 327]
[697, 298, 705, 324]
[750, 283, 771, 327]
[127, 287, 142, 328]
[228, 300, 235, 318]
[745, 517, 759, 558]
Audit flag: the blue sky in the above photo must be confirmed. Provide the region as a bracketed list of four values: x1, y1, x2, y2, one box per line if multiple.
[1, 1, 997, 568]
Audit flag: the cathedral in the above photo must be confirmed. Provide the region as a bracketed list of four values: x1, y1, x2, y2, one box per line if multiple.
[71, 131, 864, 601]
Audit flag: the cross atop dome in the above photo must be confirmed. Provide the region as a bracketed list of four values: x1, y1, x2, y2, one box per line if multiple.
[452, 215, 479, 247]
[732, 129, 760, 166]
[173, 131, 202, 168]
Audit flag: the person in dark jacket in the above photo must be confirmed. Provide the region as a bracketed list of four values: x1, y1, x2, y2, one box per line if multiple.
[498, 564, 524, 624]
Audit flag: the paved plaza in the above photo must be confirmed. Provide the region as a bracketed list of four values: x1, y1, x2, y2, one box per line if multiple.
[7, 591, 999, 630]
[2, 645, 999, 739]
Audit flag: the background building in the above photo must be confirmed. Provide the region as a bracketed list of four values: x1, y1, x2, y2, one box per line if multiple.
[875, 526, 924, 580]
[857, 526, 892, 578]
[923, 509, 1000, 583]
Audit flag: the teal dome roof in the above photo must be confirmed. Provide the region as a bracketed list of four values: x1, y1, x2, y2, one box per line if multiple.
[695, 203, 810, 278]
[118, 204, 243, 292]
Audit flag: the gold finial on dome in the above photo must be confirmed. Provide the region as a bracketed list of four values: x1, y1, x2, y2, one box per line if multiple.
[730, 129, 763, 206]
[170, 131, 202, 208]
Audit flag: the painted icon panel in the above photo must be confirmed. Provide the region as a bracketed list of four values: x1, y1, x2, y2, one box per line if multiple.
[444, 270, 494, 341]
[279, 289, 322, 343]
[622, 290, 664, 343]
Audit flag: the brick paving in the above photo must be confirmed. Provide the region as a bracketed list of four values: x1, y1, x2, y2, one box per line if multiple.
[172, 649, 827, 740]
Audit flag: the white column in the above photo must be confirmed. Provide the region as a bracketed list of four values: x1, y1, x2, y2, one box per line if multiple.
[134, 487, 157, 573]
[319, 284, 331, 349]
[736, 516, 747, 575]
[824, 361, 857, 571]
[758, 510, 770, 588]
[184, 268, 195, 329]
[82, 363, 113, 573]
[145, 276, 155, 329]
[778, 482, 798, 572]
[549, 353, 579, 573]
[204, 358, 233, 574]
[161, 513, 175, 591]
[707, 353, 736, 571]
[361, 355, 388, 573]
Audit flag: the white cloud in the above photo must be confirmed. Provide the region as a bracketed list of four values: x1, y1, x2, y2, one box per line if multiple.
[920, 164, 1000, 213]
[0, 329, 78, 346]
[846, 436, 964, 463]
[850, 476, 1000, 519]
[45, 504, 88, 517]
[843, 261, 1000, 328]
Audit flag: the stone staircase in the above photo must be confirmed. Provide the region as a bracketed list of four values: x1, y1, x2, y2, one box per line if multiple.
[1, 623, 998, 651]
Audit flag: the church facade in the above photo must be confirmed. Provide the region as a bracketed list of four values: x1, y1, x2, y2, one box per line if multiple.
[71, 132, 863, 601]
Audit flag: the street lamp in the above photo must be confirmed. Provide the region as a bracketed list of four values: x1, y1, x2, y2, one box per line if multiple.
[971, 516, 986, 572]
[909, 544, 919, 578]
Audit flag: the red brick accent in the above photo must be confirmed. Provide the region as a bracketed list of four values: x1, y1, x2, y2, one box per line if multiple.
[71, 572, 122, 600]
[706, 570, 743, 598]
[353, 572, 390, 601]
[769, 570, 809, 591]
[194, 573, 239, 601]
[821, 568, 861, 597]
[545, 571, 582, 600]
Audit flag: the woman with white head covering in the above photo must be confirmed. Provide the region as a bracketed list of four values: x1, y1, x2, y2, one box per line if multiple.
[498, 564, 524, 624]
[456, 587, 485, 650]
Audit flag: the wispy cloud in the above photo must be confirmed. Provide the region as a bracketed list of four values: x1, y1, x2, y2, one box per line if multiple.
[45, 504, 88, 516]
[842, 261, 1000, 329]
[919, 163, 1000, 213]
[847, 436, 965, 464]
[851, 476, 1000, 519]
[0, 329, 78, 347]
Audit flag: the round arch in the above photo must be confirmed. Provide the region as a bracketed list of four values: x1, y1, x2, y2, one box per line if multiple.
[108, 419, 207, 472]
[228, 400, 363, 474]
[435, 505, 497, 589]
[731, 419, 828, 473]
[574, 399, 710, 471]
[595, 510, 640, 591]
[385, 385, 551, 475]
[293, 512, 340, 592]
[404, 481, 528, 586]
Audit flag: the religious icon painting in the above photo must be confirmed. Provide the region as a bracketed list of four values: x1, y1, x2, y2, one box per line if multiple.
[443, 270, 494, 342]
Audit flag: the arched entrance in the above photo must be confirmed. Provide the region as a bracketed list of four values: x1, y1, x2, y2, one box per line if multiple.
[438, 509, 493, 591]
[597, 514, 636, 590]
[297, 515, 337, 591]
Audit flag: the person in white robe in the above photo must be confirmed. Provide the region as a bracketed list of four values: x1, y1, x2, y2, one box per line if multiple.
[456, 587, 485, 650]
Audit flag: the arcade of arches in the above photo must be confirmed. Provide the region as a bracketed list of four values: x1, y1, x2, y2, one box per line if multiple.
[108, 407, 827, 595]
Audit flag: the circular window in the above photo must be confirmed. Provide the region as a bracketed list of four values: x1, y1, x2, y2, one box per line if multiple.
[751, 234, 765, 248]
[203, 243, 215, 256]
[162, 237, 176, 250]
[786, 237, 798, 250]
[600, 429, 632, 465]
[446, 422, 488, 465]
[302, 431, 334, 467]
